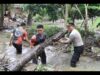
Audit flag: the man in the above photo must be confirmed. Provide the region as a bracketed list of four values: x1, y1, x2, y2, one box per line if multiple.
[30, 24, 47, 65]
[9, 24, 30, 54]
[59, 23, 84, 67]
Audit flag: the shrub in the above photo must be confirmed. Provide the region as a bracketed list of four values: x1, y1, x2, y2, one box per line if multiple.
[77, 28, 95, 37]
[33, 14, 43, 22]
[34, 64, 47, 71]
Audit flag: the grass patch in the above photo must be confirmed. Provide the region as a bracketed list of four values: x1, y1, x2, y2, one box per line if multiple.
[34, 64, 54, 71]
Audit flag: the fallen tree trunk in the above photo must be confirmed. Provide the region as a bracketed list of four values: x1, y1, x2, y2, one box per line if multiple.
[52, 31, 67, 42]
[5, 30, 67, 71]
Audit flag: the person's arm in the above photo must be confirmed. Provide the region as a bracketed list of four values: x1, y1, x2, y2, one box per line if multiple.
[23, 32, 30, 44]
[59, 38, 71, 44]
[30, 40, 33, 48]
[29, 35, 37, 48]
[59, 34, 74, 44]
[30, 40, 34, 48]
[25, 36, 30, 44]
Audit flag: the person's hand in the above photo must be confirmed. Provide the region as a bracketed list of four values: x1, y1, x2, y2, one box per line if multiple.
[23, 45, 27, 47]
[59, 39, 64, 43]
[30, 45, 34, 48]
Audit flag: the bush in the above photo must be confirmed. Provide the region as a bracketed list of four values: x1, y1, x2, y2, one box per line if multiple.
[27, 24, 62, 39]
[77, 28, 95, 37]
[34, 64, 47, 71]
[42, 15, 50, 21]
[33, 14, 43, 22]
[34, 64, 54, 71]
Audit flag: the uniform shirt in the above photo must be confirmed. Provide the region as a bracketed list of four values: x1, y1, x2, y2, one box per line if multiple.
[69, 29, 84, 47]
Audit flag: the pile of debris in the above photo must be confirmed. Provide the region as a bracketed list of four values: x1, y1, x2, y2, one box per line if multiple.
[0, 54, 10, 71]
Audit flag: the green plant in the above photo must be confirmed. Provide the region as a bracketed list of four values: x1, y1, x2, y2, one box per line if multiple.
[34, 64, 54, 71]
[77, 28, 95, 37]
[34, 64, 47, 71]
[33, 14, 43, 22]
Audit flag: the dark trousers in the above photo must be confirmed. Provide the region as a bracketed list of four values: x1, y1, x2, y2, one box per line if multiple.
[32, 39, 46, 65]
[33, 50, 46, 65]
[13, 43, 22, 54]
[71, 45, 84, 66]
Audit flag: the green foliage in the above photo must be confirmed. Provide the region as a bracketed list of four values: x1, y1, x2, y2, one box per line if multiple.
[67, 18, 73, 23]
[69, 4, 100, 19]
[21, 4, 65, 21]
[42, 15, 50, 21]
[77, 28, 95, 37]
[34, 64, 54, 71]
[34, 64, 47, 71]
[28, 24, 62, 39]
[44, 25, 62, 37]
[22, 4, 42, 16]
[33, 14, 42, 22]
[90, 17, 100, 31]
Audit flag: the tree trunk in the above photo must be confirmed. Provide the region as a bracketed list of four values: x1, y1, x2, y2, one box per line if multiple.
[65, 4, 70, 26]
[74, 4, 85, 28]
[84, 4, 89, 35]
[92, 17, 93, 27]
[27, 10, 32, 26]
[75, 4, 84, 20]
[4, 31, 67, 71]
[5, 4, 8, 11]
[72, 12, 76, 24]
[83, 4, 92, 54]
[0, 4, 4, 30]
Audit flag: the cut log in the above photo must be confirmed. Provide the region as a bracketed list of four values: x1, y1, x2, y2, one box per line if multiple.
[5, 30, 67, 71]
[52, 31, 67, 42]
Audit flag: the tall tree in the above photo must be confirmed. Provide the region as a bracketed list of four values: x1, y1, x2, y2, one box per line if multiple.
[84, 4, 89, 33]
[22, 4, 66, 22]
[0, 4, 4, 30]
[27, 8, 32, 26]
[23, 4, 41, 25]
[65, 4, 71, 25]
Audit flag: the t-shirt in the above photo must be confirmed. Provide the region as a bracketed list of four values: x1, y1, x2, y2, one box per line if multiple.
[30, 33, 47, 46]
[12, 28, 28, 45]
[15, 36, 23, 45]
[69, 29, 84, 47]
[36, 33, 46, 44]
